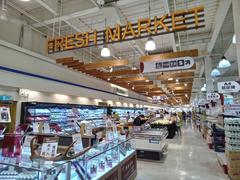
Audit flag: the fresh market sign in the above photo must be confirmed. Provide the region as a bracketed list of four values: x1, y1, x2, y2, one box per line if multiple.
[140, 56, 194, 73]
[217, 81, 240, 93]
[47, 6, 204, 54]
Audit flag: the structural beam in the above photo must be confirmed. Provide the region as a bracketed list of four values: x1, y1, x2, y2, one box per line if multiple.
[207, 0, 231, 53]
[162, 0, 176, 52]
[232, 0, 240, 76]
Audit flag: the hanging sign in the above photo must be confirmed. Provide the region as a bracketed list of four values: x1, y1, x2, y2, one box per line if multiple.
[217, 81, 240, 93]
[47, 6, 204, 54]
[206, 92, 220, 101]
[140, 56, 194, 73]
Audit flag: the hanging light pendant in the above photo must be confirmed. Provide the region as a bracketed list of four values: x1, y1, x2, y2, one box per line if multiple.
[145, 37, 156, 51]
[101, 44, 110, 57]
[218, 56, 231, 68]
[211, 68, 221, 77]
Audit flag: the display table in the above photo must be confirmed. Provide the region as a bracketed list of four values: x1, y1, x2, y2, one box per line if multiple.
[151, 123, 176, 139]
[0, 138, 137, 180]
[131, 129, 168, 160]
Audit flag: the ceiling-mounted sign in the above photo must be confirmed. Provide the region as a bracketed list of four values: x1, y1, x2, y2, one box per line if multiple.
[47, 6, 204, 54]
[140, 56, 194, 73]
[217, 81, 240, 93]
[206, 92, 220, 101]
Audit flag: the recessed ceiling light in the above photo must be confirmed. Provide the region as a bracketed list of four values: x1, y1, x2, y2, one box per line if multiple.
[176, 79, 179, 82]
[132, 86, 135, 90]
[184, 83, 187, 86]
[145, 79, 149, 82]
[168, 78, 173, 81]
[107, 78, 110, 81]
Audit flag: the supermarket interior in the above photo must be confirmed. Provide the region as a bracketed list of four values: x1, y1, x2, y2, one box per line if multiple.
[0, 0, 240, 179]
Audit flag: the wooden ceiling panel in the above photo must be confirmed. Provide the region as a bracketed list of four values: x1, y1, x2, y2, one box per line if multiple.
[130, 81, 153, 86]
[83, 59, 129, 70]
[100, 69, 140, 77]
[56, 57, 74, 64]
[140, 49, 198, 62]
[116, 76, 148, 82]
[157, 72, 195, 80]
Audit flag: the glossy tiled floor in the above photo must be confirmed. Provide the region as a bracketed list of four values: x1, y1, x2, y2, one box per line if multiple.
[136, 123, 228, 180]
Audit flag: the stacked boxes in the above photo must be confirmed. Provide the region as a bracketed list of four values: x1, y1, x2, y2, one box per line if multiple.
[225, 118, 240, 180]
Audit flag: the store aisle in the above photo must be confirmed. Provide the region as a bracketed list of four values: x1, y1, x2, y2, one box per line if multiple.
[136, 125, 228, 180]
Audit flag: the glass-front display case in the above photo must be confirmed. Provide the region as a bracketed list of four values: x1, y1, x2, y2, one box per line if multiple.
[0, 155, 70, 180]
[71, 138, 136, 180]
[21, 102, 107, 134]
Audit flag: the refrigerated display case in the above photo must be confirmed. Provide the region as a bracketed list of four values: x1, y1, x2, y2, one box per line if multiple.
[71, 138, 137, 180]
[0, 155, 70, 180]
[21, 102, 107, 134]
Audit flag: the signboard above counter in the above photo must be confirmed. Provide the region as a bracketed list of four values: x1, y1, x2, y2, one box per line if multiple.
[47, 6, 204, 54]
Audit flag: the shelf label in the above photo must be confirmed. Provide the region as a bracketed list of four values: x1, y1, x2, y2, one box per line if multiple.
[149, 137, 160, 144]
[224, 104, 240, 117]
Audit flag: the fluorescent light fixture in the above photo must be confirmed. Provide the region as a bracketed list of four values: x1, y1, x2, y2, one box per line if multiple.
[218, 56, 231, 68]
[145, 37, 156, 51]
[20, 0, 31, 1]
[168, 78, 173, 81]
[101, 45, 110, 57]
[211, 68, 221, 77]
[110, 84, 127, 91]
[233, 34, 236, 44]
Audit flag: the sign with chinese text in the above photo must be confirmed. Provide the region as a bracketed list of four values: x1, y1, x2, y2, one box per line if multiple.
[217, 81, 240, 93]
[140, 57, 194, 73]
[206, 92, 220, 101]
[47, 6, 204, 54]
[224, 104, 240, 117]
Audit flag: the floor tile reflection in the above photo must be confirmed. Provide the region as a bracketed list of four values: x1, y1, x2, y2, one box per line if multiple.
[136, 125, 228, 180]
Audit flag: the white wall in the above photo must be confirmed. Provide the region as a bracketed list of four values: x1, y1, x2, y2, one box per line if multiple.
[0, 40, 152, 105]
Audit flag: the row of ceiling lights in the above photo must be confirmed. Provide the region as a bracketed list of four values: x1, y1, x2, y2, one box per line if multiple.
[211, 34, 236, 77]
[101, 37, 156, 57]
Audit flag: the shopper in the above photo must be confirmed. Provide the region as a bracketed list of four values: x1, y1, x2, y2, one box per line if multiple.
[112, 112, 120, 121]
[126, 111, 131, 122]
[173, 113, 182, 135]
[133, 115, 144, 126]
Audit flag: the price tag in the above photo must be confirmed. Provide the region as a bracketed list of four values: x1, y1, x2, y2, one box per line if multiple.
[72, 133, 83, 153]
